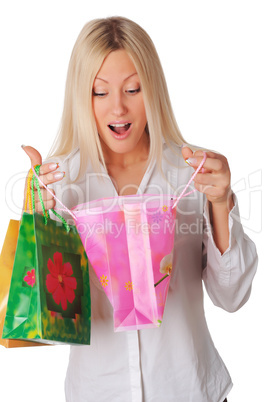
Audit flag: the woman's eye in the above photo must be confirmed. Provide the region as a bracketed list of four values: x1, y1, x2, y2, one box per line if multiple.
[126, 87, 141, 95]
[93, 91, 107, 97]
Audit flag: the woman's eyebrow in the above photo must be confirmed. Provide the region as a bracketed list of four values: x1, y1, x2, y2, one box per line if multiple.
[95, 77, 108, 83]
[95, 72, 138, 83]
[123, 72, 138, 82]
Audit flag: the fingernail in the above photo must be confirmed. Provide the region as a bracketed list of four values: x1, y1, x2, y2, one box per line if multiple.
[54, 171, 65, 180]
[21, 144, 25, 148]
[186, 158, 197, 166]
[48, 163, 59, 170]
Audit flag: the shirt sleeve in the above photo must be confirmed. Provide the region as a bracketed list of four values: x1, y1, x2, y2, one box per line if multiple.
[202, 194, 258, 312]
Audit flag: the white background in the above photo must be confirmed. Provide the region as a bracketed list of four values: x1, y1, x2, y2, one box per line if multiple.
[0, 1, 266, 401]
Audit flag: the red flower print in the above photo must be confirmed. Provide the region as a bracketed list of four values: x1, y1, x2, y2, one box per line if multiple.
[23, 268, 36, 287]
[46, 252, 77, 311]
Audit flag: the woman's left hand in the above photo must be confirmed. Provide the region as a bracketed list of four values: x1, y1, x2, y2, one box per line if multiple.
[181, 146, 233, 208]
[182, 146, 234, 254]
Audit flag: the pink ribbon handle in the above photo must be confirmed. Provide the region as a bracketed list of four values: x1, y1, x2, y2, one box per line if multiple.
[172, 152, 207, 209]
[31, 152, 207, 217]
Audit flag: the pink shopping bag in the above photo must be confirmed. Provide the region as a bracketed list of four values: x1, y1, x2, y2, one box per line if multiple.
[32, 153, 206, 332]
[72, 195, 176, 331]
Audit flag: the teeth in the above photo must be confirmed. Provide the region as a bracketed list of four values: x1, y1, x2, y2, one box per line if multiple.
[109, 123, 129, 127]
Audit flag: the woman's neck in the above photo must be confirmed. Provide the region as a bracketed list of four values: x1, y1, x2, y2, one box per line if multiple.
[102, 132, 150, 169]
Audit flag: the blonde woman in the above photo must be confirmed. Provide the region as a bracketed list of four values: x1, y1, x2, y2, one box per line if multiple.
[23, 16, 257, 402]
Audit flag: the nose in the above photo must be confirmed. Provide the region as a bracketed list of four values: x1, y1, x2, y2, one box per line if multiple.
[111, 92, 127, 117]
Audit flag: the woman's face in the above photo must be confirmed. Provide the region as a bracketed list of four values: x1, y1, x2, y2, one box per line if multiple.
[92, 50, 148, 161]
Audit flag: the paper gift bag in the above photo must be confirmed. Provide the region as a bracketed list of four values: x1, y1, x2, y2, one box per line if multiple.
[0, 219, 43, 348]
[2, 166, 91, 345]
[72, 195, 176, 331]
[2, 212, 91, 345]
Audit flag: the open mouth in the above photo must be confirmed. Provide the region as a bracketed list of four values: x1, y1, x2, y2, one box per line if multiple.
[108, 123, 131, 135]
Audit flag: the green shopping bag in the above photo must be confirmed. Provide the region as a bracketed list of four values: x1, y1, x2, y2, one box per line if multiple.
[2, 166, 91, 345]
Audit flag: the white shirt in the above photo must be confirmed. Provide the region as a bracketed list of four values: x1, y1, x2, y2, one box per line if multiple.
[51, 143, 257, 402]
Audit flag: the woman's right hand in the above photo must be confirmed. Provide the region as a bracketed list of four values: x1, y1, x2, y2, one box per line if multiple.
[22, 145, 65, 213]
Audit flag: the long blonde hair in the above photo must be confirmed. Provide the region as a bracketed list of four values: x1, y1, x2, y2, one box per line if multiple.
[48, 16, 186, 179]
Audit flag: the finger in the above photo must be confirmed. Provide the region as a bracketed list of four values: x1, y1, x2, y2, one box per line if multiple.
[36, 188, 55, 202]
[24, 188, 56, 213]
[193, 150, 217, 159]
[35, 197, 56, 212]
[193, 172, 215, 186]
[22, 145, 42, 167]
[186, 156, 224, 172]
[22, 145, 61, 177]
[182, 146, 210, 173]
[193, 173, 229, 195]
[181, 146, 194, 162]
[21, 149, 64, 188]
[194, 170, 230, 186]
[194, 181, 229, 201]
[39, 162, 60, 175]
[35, 188, 56, 210]
[35, 170, 65, 188]
[193, 150, 228, 166]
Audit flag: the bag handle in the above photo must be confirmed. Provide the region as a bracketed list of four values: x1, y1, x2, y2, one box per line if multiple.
[24, 166, 35, 213]
[30, 165, 77, 222]
[26, 165, 72, 232]
[29, 153, 207, 217]
[172, 152, 207, 209]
